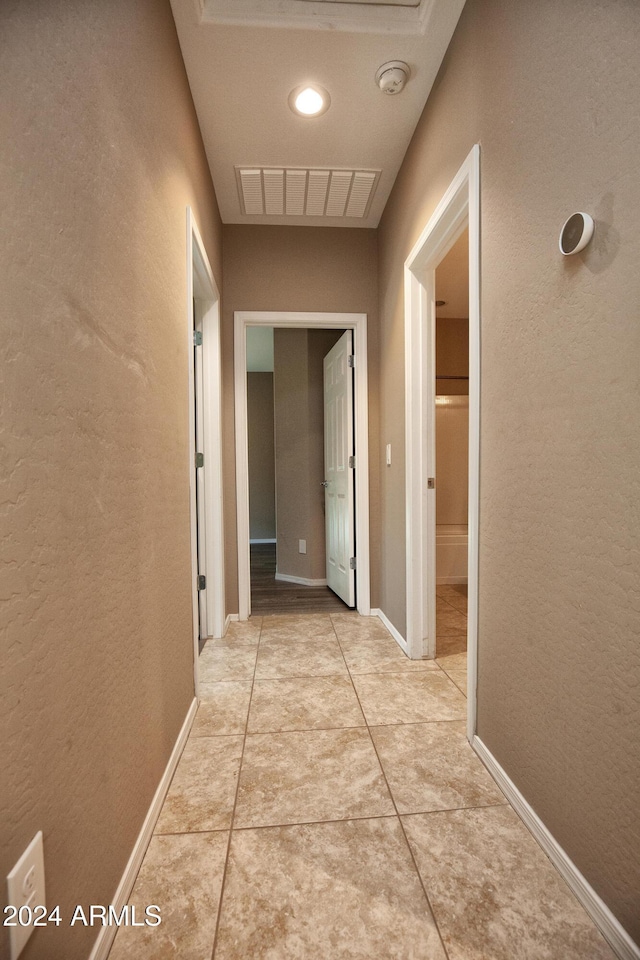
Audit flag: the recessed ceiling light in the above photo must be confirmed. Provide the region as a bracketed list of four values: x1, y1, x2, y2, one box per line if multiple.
[289, 84, 331, 118]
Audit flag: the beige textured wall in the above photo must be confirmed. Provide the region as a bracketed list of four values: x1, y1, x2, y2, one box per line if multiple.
[378, 0, 640, 940]
[248, 373, 276, 540]
[273, 329, 342, 580]
[0, 3, 222, 958]
[222, 226, 379, 612]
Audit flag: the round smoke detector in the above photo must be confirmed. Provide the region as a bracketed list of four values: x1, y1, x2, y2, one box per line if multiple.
[375, 61, 411, 95]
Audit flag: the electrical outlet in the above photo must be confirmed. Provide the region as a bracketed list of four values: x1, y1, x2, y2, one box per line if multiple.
[7, 832, 45, 959]
[298, 539, 307, 554]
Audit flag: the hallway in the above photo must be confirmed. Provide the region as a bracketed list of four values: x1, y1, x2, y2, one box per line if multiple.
[108, 614, 613, 960]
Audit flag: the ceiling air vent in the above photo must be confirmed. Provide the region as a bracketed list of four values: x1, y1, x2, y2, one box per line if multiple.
[236, 167, 380, 219]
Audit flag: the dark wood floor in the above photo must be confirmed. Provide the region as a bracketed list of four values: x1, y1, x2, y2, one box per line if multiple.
[250, 543, 351, 615]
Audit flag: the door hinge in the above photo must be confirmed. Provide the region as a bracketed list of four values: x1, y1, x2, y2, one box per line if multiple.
[347, 354, 355, 368]
[197, 574, 206, 591]
[348, 455, 355, 469]
[193, 330, 203, 346]
[349, 557, 357, 570]
[195, 452, 204, 468]
[427, 477, 435, 489]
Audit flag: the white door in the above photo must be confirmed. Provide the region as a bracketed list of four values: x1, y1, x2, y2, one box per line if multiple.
[323, 330, 355, 607]
[193, 302, 208, 640]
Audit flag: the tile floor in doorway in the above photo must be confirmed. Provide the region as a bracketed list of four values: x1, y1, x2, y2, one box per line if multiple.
[108, 612, 614, 960]
[436, 581, 468, 688]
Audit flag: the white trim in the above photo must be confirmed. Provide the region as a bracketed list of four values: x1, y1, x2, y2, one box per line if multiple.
[371, 607, 409, 656]
[472, 736, 640, 960]
[404, 145, 480, 743]
[250, 538, 277, 544]
[88, 699, 198, 960]
[275, 572, 328, 587]
[200, 0, 453, 36]
[186, 209, 225, 699]
[234, 311, 371, 620]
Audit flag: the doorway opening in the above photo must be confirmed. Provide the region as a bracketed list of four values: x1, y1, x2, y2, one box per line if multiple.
[404, 145, 480, 740]
[434, 229, 469, 693]
[235, 312, 371, 620]
[186, 209, 225, 691]
[245, 325, 351, 614]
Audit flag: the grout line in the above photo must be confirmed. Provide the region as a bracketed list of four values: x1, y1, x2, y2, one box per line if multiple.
[209, 616, 263, 960]
[253, 671, 350, 681]
[335, 620, 453, 960]
[342, 666, 441, 677]
[244, 715, 466, 735]
[401, 801, 511, 822]
[348, 666, 463, 681]
[198, 676, 256, 683]
[231, 812, 400, 832]
[251, 673, 356, 683]
[245, 722, 367, 736]
[188, 732, 248, 739]
[152, 826, 233, 837]
[437, 595, 468, 615]
[227, 798, 508, 836]
[367, 718, 466, 729]
[442, 674, 467, 699]
[397, 799, 510, 818]
[199, 675, 257, 680]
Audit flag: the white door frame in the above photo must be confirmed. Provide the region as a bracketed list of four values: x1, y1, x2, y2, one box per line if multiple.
[323, 330, 356, 607]
[404, 145, 480, 740]
[234, 311, 371, 620]
[186, 208, 225, 695]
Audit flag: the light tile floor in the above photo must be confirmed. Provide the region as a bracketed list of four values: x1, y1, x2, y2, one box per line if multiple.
[109, 613, 615, 960]
[436, 582, 468, 695]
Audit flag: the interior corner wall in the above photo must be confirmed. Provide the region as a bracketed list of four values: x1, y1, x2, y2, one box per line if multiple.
[247, 372, 276, 540]
[377, 0, 640, 941]
[0, 2, 223, 958]
[221, 225, 379, 613]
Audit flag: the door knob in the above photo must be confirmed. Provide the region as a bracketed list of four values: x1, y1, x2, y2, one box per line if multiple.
[321, 481, 329, 488]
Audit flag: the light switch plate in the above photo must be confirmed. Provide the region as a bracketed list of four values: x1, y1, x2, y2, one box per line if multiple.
[298, 539, 307, 554]
[386, 443, 392, 466]
[7, 832, 46, 959]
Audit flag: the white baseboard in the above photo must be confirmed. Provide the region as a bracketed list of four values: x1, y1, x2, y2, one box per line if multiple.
[224, 613, 239, 635]
[250, 538, 276, 544]
[88, 698, 198, 960]
[371, 607, 409, 656]
[436, 576, 468, 585]
[275, 572, 328, 587]
[472, 736, 639, 960]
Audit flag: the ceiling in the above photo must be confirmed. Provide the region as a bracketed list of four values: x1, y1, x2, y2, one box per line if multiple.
[169, 0, 467, 227]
